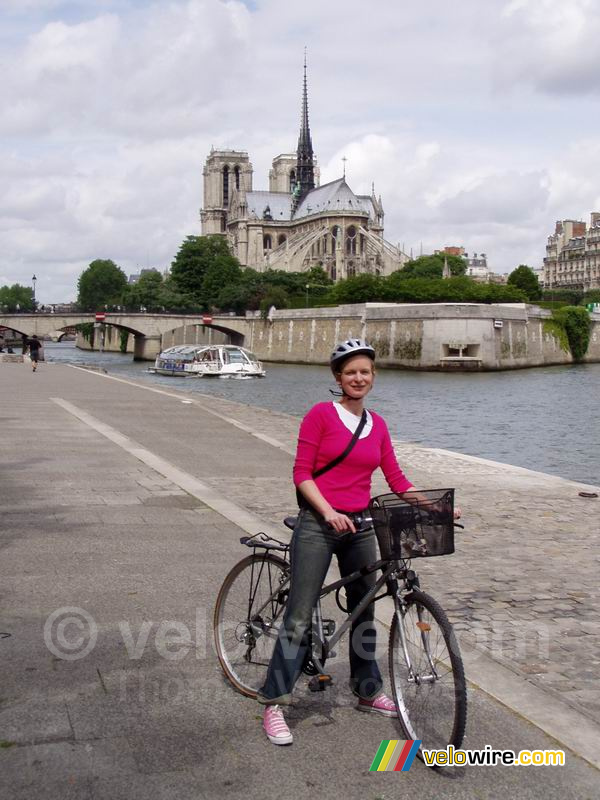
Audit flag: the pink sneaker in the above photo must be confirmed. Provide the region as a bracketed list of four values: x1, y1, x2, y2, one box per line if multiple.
[357, 692, 398, 717]
[263, 704, 293, 745]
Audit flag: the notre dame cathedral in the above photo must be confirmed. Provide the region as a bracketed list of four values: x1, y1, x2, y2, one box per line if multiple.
[200, 62, 407, 281]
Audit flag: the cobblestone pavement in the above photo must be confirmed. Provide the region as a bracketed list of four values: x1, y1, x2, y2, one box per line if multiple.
[188, 390, 600, 726]
[1, 363, 599, 799]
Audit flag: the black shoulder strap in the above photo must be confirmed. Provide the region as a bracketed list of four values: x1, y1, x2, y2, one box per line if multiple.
[313, 409, 368, 478]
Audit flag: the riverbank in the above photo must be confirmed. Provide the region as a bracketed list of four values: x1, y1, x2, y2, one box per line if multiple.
[44, 342, 600, 486]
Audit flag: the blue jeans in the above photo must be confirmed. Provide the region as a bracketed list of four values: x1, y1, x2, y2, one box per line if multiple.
[257, 507, 382, 705]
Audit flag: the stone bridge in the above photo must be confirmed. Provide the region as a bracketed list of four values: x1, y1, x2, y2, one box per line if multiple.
[0, 313, 250, 359]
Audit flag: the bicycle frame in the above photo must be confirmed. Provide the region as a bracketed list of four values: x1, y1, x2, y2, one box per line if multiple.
[310, 559, 399, 667]
[244, 547, 419, 675]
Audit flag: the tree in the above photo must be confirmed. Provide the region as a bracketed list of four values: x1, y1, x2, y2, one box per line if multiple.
[216, 283, 254, 315]
[202, 257, 242, 309]
[398, 253, 467, 279]
[507, 265, 541, 301]
[259, 286, 290, 317]
[331, 274, 386, 304]
[0, 284, 35, 312]
[157, 278, 201, 313]
[77, 259, 128, 311]
[551, 306, 591, 360]
[124, 269, 164, 311]
[170, 235, 241, 304]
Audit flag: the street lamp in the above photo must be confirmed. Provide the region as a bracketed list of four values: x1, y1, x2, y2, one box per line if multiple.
[32, 274, 37, 303]
[305, 284, 310, 307]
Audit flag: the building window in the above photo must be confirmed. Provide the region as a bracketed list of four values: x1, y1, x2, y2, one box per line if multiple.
[289, 169, 296, 192]
[263, 234, 272, 250]
[331, 226, 340, 251]
[278, 234, 286, 246]
[234, 165, 240, 190]
[346, 225, 357, 255]
[223, 166, 229, 207]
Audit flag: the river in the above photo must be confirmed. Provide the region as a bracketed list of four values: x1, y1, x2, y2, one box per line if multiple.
[43, 342, 600, 487]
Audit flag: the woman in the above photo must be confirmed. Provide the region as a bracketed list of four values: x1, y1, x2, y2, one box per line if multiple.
[258, 338, 441, 746]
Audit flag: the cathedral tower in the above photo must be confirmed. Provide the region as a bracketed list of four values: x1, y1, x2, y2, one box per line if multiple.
[200, 149, 252, 235]
[294, 54, 315, 207]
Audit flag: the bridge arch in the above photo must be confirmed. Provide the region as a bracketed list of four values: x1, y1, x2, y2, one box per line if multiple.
[159, 321, 245, 352]
[0, 312, 251, 360]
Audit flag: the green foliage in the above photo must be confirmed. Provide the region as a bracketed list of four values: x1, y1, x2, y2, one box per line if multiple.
[75, 322, 95, 344]
[551, 306, 591, 361]
[507, 265, 541, 300]
[216, 283, 253, 315]
[119, 329, 129, 353]
[0, 283, 35, 312]
[399, 253, 467, 279]
[331, 274, 386, 304]
[542, 288, 583, 305]
[170, 235, 240, 305]
[535, 300, 570, 310]
[157, 278, 201, 313]
[202, 257, 242, 309]
[383, 275, 526, 304]
[77, 259, 128, 311]
[260, 287, 290, 317]
[581, 290, 600, 305]
[542, 319, 569, 352]
[124, 269, 164, 311]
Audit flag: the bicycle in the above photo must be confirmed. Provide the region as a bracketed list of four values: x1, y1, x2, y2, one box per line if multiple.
[213, 488, 467, 761]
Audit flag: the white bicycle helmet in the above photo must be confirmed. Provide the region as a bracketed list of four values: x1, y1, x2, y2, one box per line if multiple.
[330, 338, 375, 371]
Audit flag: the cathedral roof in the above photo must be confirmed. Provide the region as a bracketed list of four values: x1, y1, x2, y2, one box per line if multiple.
[245, 179, 377, 223]
[294, 177, 372, 219]
[246, 191, 292, 220]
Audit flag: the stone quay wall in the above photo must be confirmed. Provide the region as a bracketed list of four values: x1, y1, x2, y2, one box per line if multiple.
[73, 302, 600, 371]
[245, 303, 600, 370]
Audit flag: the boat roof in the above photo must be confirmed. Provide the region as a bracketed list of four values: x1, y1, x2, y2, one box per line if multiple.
[160, 344, 253, 356]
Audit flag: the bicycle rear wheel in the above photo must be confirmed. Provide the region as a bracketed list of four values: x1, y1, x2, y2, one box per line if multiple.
[389, 590, 466, 758]
[213, 553, 289, 698]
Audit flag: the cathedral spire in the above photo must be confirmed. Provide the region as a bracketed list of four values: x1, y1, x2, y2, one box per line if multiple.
[295, 49, 315, 204]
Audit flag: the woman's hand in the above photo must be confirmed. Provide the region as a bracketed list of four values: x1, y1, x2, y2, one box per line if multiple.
[454, 507, 462, 520]
[323, 509, 356, 534]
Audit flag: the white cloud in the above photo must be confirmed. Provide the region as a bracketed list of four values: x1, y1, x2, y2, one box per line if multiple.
[0, 0, 599, 300]
[494, 0, 600, 94]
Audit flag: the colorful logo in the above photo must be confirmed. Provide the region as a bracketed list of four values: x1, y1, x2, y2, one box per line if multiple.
[369, 739, 421, 772]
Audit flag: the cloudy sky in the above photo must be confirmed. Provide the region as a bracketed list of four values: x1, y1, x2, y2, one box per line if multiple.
[1, 0, 600, 302]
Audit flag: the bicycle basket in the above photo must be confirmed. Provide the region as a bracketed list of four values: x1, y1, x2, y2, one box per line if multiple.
[369, 489, 455, 559]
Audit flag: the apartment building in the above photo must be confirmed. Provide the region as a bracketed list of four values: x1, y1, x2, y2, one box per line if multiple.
[544, 214, 600, 290]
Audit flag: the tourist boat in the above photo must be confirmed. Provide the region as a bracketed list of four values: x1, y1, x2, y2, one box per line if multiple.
[153, 344, 266, 378]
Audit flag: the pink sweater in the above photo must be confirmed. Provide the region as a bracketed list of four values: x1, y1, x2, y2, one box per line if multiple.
[293, 402, 413, 512]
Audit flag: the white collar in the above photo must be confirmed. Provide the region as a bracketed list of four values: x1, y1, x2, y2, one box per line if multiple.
[332, 402, 373, 439]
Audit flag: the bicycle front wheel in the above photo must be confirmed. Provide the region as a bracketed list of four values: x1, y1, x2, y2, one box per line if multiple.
[389, 590, 467, 757]
[213, 553, 289, 698]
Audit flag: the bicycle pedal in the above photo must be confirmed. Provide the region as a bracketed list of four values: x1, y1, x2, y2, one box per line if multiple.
[308, 674, 334, 692]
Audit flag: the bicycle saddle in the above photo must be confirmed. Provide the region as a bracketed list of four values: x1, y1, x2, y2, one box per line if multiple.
[284, 516, 297, 530]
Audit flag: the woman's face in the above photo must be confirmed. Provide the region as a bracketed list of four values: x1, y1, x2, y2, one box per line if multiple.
[336, 355, 375, 399]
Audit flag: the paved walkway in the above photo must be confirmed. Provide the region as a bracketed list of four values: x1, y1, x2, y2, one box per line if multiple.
[1, 361, 599, 799]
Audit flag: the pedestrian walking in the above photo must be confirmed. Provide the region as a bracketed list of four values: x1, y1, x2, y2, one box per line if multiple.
[27, 335, 42, 372]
